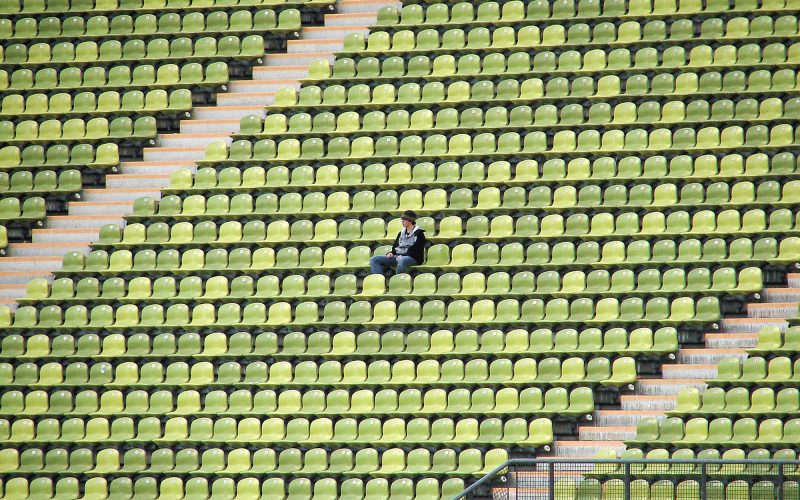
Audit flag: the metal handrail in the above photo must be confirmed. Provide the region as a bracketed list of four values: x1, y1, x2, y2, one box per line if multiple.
[453, 459, 515, 499]
[453, 458, 800, 499]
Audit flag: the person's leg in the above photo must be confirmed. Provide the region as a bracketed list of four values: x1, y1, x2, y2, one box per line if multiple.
[395, 256, 418, 274]
[369, 255, 394, 274]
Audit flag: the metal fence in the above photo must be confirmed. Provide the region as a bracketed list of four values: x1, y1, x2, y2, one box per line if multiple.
[456, 458, 800, 499]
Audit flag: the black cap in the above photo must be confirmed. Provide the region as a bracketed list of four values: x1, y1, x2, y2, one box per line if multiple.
[401, 210, 417, 223]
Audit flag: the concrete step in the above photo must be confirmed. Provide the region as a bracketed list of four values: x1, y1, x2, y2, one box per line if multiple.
[594, 410, 666, 427]
[787, 273, 800, 287]
[106, 174, 171, 190]
[6, 242, 89, 258]
[676, 348, 747, 364]
[0, 299, 18, 310]
[620, 395, 677, 412]
[337, 0, 401, 14]
[0, 271, 52, 285]
[302, 25, 369, 40]
[578, 426, 637, 441]
[661, 363, 717, 379]
[553, 441, 626, 458]
[747, 302, 797, 319]
[216, 93, 275, 107]
[158, 133, 232, 149]
[0, 284, 26, 300]
[252, 65, 309, 80]
[67, 202, 132, 217]
[83, 188, 160, 203]
[143, 147, 205, 163]
[514, 465, 597, 483]
[704, 332, 759, 349]
[719, 317, 788, 333]
[264, 52, 334, 67]
[0, 257, 61, 273]
[324, 12, 378, 27]
[192, 105, 262, 120]
[287, 39, 343, 54]
[227, 79, 301, 94]
[46, 215, 121, 230]
[635, 378, 707, 396]
[32, 228, 98, 244]
[120, 161, 197, 176]
[762, 287, 800, 302]
[180, 119, 241, 134]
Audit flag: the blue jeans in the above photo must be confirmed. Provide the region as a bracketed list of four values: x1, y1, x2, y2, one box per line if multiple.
[370, 255, 418, 275]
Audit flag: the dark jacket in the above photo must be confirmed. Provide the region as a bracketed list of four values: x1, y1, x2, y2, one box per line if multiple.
[391, 226, 427, 263]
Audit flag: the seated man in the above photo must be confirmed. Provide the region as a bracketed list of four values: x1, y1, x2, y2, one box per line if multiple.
[369, 210, 427, 275]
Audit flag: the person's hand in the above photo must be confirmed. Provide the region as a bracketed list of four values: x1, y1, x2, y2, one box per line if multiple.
[386, 252, 393, 258]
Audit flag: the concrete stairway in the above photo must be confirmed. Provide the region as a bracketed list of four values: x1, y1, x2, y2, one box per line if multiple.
[551, 274, 799, 459]
[0, 0, 397, 307]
